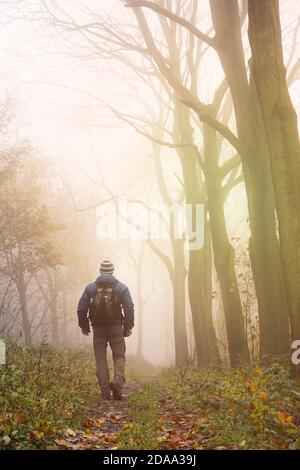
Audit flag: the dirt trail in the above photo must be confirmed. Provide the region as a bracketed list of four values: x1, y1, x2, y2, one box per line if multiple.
[51, 380, 222, 450]
[52, 382, 143, 450]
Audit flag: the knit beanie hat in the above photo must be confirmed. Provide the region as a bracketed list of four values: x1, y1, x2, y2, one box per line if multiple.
[100, 260, 114, 274]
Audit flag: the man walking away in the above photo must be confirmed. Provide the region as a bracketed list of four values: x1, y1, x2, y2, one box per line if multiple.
[77, 260, 134, 400]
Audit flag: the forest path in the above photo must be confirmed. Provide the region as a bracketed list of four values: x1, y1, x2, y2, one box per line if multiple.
[50, 378, 220, 451]
[51, 381, 145, 450]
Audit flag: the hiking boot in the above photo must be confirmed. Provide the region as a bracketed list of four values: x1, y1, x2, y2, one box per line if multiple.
[101, 387, 112, 400]
[109, 379, 123, 400]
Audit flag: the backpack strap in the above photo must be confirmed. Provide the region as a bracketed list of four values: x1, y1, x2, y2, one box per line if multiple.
[95, 280, 118, 291]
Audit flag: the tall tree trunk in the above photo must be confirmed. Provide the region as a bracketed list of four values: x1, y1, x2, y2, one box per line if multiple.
[49, 269, 59, 347]
[199, 215, 220, 364]
[248, 67, 290, 356]
[61, 285, 69, 346]
[171, 239, 190, 367]
[248, 0, 300, 373]
[51, 293, 59, 347]
[203, 121, 249, 365]
[151, 145, 190, 367]
[136, 269, 144, 362]
[209, 0, 290, 357]
[17, 275, 32, 347]
[133, 7, 218, 367]
[174, 102, 218, 367]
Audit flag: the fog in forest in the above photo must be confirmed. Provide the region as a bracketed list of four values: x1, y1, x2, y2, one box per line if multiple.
[0, 0, 299, 368]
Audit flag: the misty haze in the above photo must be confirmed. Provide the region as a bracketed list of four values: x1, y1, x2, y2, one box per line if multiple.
[0, 0, 300, 455]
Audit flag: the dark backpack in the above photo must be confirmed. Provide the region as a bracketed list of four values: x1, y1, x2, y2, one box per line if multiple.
[89, 281, 123, 325]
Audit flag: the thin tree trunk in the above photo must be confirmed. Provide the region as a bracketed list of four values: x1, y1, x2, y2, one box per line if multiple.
[171, 239, 190, 367]
[61, 286, 69, 346]
[17, 275, 32, 347]
[49, 269, 59, 347]
[136, 270, 144, 362]
[146, 155, 190, 366]
[203, 121, 249, 365]
[174, 102, 218, 367]
[51, 294, 59, 347]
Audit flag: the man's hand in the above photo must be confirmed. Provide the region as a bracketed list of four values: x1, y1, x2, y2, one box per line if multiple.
[81, 328, 90, 336]
[124, 328, 132, 337]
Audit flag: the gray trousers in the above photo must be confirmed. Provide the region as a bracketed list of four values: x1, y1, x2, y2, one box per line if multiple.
[93, 323, 126, 392]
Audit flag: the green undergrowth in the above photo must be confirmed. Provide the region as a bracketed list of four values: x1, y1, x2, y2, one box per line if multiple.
[0, 342, 98, 449]
[2, 343, 299, 450]
[163, 361, 300, 449]
[117, 360, 300, 450]
[0, 342, 159, 449]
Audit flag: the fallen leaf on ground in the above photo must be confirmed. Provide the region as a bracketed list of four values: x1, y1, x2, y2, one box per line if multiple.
[54, 439, 69, 448]
[106, 412, 123, 421]
[62, 427, 77, 437]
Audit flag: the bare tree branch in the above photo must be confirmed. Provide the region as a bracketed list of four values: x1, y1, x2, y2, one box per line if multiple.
[124, 0, 217, 48]
[183, 99, 242, 155]
[220, 154, 241, 180]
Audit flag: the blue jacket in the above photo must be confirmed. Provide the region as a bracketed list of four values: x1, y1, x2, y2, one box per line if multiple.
[77, 273, 134, 331]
